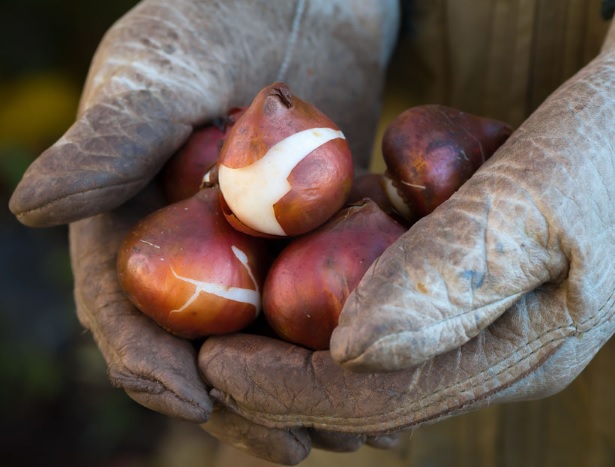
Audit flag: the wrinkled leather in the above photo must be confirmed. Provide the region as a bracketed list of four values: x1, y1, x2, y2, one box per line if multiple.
[331, 25, 615, 372]
[69, 186, 212, 422]
[68, 184, 402, 465]
[198, 20, 615, 446]
[7, 0, 400, 463]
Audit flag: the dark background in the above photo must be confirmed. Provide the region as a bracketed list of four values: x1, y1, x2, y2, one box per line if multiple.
[0, 1, 218, 466]
[4, 2, 615, 467]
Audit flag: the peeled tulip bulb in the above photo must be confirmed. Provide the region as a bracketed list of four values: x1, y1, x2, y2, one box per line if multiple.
[218, 82, 354, 237]
[117, 187, 267, 339]
[382, 104, 513, 219]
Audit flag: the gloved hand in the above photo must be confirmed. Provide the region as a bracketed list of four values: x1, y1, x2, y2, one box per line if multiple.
[8, 0, 400, 463]
[197, 16, 615, 460]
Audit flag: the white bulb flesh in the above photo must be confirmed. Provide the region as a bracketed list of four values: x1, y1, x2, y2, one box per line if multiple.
[169, 245, 260, 316]
[218, 127, 346, 236]
[383, 175, 414, 220]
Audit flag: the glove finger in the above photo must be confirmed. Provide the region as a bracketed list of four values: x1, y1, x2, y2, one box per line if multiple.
[9, 90, 191, 227]
[202, 407, 379, 463]
[70, 191, 211, 423]
[331, 48, 615, 372]
[308, 430, 365, 452]
[202, 408, 311, 466]
[308, 430, 400, 452]
[365, 433, 402, 449]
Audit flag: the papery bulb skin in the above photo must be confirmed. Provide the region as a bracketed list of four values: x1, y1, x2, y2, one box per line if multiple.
[117, 187, 267, 339]
[218, 82, 354, 237]
[382, 105, 513, 218]
[262, 199, 407, 350]
[347, 172, 407, 224]
[381, 172, 417, 223]
[162, 107, 246, 203]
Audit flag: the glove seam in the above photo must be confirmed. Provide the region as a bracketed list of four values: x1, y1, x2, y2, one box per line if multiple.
[276, 0, 306, 83]
[214, 323, 575, 432]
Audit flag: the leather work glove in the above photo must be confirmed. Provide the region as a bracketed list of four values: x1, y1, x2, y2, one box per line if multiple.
[197, 17, 615, 462]
[8, 0, 400, 463]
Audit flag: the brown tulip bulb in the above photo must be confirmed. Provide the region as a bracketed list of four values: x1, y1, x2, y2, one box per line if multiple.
[117, 187, 267, 339]
[262, 199, 407, 350]
[218, 82, 354, 237]
[161, 107, 246, 203]
[382, 104, 513, 218]
[347, 172, 403, 221]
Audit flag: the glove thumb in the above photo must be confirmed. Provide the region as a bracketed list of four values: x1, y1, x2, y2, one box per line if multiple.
[331, 120, 573, 372]
[332, 16, 615, 374]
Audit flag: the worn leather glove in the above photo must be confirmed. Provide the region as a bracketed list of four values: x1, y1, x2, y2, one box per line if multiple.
[8, 0, 399, 463]
[198, 17, 615, 460]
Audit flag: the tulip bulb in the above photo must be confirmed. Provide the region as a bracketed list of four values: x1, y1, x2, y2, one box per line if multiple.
[347, 172, 406, 223]
[262, 199, 406, 350]
[382, 105, 513, 219]
[218, 82, 354, 237]
[117, 187, 267, 339]
[161, 107, 246, 203]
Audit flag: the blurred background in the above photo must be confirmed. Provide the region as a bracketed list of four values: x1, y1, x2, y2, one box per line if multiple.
[0, 1, 222, 466]
[4, 1, 615, 467]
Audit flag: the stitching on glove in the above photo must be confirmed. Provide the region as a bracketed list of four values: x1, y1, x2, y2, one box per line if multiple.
[276, 0, 306, 83]
[109, 353, 208, 412]
[211, 288, 614, 423]
[581, 286, 615, 332]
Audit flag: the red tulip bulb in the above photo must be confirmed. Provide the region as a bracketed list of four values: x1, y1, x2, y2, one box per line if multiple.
[218, 82, 354, 237]
[263, 199, 407, 350]
[117, 187, 267, 339]
[382, 104, 513, 219]
[161, 107, 246, 203]
[347, 172, 404, 222]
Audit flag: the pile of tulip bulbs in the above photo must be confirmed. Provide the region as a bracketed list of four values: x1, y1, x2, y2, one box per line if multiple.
[117, 82, 512, 350]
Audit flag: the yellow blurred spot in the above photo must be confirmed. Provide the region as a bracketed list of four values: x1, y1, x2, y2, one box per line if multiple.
[370, 86, 416, 174]
[0, 71, 80, 151]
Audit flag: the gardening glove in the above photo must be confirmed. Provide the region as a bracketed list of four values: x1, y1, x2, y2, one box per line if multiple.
[8, 0, 400, 461]
[68, 189, 402, 465]
[198, 16, 615, 461]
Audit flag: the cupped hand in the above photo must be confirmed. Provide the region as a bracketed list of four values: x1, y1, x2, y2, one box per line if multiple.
[70, 189, 399, 465]
[198, 19, 615, 460]
[8, 0, 400, 463]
